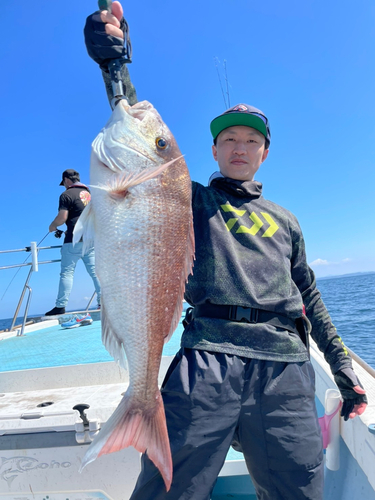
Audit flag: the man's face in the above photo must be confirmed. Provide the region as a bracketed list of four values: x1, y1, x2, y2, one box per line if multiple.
[212, 125, 269, 181]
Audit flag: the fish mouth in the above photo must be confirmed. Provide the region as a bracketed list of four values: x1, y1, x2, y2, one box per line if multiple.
[127, 100, 155, 122]
[127, 105, 150, 122]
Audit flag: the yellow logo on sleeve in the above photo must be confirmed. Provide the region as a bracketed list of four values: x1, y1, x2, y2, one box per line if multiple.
[337, 335, 349, 356]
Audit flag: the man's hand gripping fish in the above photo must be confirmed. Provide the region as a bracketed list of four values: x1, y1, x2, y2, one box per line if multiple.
[74, 100, 195, 491]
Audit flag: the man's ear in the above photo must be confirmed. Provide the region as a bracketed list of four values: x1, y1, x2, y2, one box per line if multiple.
[262, 148, 269, 163]
[212, 144, 218, 161]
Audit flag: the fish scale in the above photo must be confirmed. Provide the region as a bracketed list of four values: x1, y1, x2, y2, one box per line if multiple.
[73, 100, 194, 492]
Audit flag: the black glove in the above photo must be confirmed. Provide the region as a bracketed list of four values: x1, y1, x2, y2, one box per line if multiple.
[334, 367, 368, 421]
[84, 12, 131, 72]
[54, 230, 64, 239]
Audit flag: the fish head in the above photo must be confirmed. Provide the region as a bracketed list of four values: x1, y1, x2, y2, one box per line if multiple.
[91, 100, 183, 184]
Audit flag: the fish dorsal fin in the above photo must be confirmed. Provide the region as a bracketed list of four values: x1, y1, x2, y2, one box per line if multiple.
[73, 202, 95, 253]
[164, 213, 195, 344]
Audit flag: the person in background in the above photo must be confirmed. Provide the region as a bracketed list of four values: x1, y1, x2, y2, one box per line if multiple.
[45, 169, 101, 316]
[83, 4, 368, 499]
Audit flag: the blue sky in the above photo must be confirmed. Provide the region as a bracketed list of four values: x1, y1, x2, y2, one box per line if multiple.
[1, 0, 374, 319]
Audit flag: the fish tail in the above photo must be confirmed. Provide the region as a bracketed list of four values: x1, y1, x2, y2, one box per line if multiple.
[80, 390, 172, 491]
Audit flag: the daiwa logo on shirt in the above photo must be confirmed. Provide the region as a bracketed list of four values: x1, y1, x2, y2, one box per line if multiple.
[220, 203, 279, 237]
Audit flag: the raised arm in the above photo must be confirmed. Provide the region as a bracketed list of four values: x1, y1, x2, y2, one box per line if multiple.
[84, 1, 138, 106]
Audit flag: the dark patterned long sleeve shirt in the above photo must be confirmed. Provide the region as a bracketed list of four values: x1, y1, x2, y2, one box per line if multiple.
[181, 178, 352, 374]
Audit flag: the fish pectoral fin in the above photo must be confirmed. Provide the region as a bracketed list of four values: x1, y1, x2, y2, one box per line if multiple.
[80, 390, 172, 492]
[73, 202, 95, 252]
[108, 156, 183, 199]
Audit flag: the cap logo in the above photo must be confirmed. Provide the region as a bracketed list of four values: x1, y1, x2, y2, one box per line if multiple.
[232, 105, 248, 112]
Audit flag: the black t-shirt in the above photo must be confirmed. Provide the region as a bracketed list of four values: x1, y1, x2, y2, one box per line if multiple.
[58, 184, 91, 243]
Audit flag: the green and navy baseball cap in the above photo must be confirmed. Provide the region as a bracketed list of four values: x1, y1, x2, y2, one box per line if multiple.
[210, 104, 271, 148]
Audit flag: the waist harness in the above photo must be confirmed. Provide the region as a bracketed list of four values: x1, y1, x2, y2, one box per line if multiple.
[184, 303, 298, 334]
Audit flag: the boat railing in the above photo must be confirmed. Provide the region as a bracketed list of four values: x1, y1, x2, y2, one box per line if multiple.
[347, 347, 375, 379]
[0, 242, 96, 335]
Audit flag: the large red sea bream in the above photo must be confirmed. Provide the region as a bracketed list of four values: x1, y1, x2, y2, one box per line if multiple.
[74, 100, 195, 491]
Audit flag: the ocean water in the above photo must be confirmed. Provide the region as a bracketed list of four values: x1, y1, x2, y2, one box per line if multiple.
[316, 272, 375, 369]
[0, 272, 374, 369]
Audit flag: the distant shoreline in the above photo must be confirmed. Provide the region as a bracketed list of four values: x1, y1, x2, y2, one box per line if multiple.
[316, 270, 375, 281]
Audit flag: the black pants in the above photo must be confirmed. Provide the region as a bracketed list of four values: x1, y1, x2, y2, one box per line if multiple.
[130, 348, 324, 500]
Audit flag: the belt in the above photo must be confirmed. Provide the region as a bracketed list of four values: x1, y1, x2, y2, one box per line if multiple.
[190, 303, 298, 334]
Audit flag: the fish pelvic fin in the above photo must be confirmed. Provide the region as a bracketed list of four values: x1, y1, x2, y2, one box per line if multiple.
[165, 209, 195, 344]
[101, 299, 127, 371]
[73, 202, 95, 253]
[106, 157, 183, 199]
[80, 390, 172, 492]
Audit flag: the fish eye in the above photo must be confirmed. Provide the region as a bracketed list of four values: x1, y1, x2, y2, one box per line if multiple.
[155, 137, 168, 150]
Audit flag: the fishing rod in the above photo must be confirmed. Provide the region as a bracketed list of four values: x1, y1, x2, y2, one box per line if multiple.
[98, 0, 132, 109]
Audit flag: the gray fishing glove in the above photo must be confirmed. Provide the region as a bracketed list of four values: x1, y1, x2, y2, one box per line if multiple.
[334, 367, 368, 421]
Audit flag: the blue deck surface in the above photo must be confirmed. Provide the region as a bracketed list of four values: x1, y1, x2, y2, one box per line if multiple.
[212, 475, 257, 499]
[0, 317, 184, 372]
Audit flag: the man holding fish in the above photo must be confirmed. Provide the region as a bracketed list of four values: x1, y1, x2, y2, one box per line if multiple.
[82, 3, 368, 499]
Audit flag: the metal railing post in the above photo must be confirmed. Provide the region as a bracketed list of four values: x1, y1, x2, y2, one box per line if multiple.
[18, 285, 33, 336]
[10, 268, 34, 331]
[9, 241, 39, 332]
[85, 291, 97, 311]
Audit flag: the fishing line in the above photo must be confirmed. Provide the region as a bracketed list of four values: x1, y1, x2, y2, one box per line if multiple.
[214, 57, 231, 109]
[214, 57, 227, 108]
[224, 60, 231, 108]
[0, 232, 51, 302]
